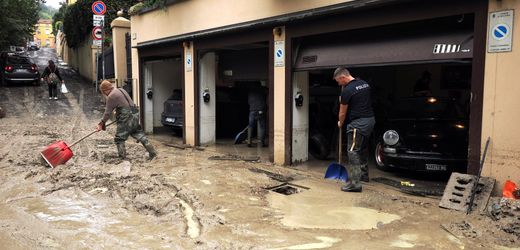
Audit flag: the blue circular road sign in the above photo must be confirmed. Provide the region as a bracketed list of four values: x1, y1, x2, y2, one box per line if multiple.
[492, 24, 509, 40]
[92, 1, 106, 15]
[276, 49, 283, 58]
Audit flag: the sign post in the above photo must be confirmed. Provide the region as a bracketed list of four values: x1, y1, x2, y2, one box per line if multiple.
[92, 1, 106, 91]
[488, 10, 514, 53]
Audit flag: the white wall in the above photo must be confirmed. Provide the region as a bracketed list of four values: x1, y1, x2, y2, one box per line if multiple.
[199, 52, 216, 144]
[292, 72, 309, 163]
[143, 61, 154, 133]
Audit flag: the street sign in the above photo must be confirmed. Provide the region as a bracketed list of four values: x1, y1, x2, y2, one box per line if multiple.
[93, 40, 102, 47]
[92, 1, 106, 15]
[93, 15, 105, 21]
[488, 10, 514, 53]
[92, 26, 103, 40]
[186, 49, 192, 72]
[93, 14, 104, 26]
[274, 41, 284, 67]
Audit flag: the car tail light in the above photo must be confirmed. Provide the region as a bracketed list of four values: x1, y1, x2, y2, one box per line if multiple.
[4, 65, 13, 72]
[31, 64, 38, 72]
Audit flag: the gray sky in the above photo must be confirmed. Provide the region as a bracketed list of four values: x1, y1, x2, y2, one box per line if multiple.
[45, 0, 65, 9]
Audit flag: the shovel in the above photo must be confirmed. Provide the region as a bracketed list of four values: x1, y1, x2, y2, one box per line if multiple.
[324, 127, 348, 182]
[40, 121, 115, 168]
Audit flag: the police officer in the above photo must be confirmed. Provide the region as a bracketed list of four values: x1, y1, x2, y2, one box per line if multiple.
[96, 80, 157, 160]
[334, 68, 375, 192]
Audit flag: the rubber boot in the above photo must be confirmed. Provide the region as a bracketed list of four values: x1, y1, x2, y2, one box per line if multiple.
[361, 164, 369, 183]
[116, 143, 126, 159]
[141, 140, 157, 160]
[342, 164, 363, 192]
[247, 127, 253, 147]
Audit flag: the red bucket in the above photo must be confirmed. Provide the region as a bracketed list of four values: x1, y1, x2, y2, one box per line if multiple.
[40, 140, 74, 168]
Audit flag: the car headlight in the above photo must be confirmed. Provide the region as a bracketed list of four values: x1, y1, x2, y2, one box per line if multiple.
[383, 130, 399, 146]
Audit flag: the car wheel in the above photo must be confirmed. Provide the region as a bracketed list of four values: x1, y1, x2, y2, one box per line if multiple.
[309, 133, 330, 160]
[374, 142, 392, 171]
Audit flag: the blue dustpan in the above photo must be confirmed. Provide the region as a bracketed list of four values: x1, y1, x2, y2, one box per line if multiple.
[325, 163, 348, 182]
[324, 127, 348, 182]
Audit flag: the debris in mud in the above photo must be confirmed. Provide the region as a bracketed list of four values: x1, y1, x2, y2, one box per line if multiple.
[372, 177, 444, 197]
[487, 198, 520, 238]
[163, 143, 188, 150]
[441, 221, 480, 239]
[249, 167, 294, 182]
[209, 154, 260, 162]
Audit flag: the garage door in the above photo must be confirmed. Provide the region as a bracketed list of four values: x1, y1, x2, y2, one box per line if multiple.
[294, 22, 473, 70]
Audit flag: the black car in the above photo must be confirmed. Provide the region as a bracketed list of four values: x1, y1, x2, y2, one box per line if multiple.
[2, 55, 40, 85]
[374, 97, 468, 173]
[161, 89, 184, 133]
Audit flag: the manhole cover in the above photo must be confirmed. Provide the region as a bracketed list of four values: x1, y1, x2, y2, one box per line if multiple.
[267, 183, 309, 195]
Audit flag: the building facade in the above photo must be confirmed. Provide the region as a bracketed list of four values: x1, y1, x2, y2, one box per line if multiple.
[34, 19, 55, 48]
[128, 0, 519, 191]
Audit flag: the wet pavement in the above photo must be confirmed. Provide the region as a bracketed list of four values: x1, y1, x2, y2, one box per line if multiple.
[0, 48, 518, 249]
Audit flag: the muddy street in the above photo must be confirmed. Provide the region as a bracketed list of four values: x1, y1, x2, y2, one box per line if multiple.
[0, 48, 518, 249]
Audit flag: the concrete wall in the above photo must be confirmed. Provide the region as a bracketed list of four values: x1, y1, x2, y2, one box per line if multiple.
[184, 42, 196, 145]
[199, 52, 217, 144]
[292, 71, 309, 163]
[482, 0, 520, 191]
[65, 36, 97, 82]
[111, 17, 131, 86]
[273, 27, 287, 165]
[130, 0, 350, 45]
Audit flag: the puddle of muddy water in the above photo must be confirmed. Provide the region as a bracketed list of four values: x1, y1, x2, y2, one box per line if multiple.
[268, 182, 401, 230]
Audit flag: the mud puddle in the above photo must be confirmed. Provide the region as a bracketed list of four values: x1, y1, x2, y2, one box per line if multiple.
[268, 181, 401, 230]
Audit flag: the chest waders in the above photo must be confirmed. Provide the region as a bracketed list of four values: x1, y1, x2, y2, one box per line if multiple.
[114, 89, 157, 160]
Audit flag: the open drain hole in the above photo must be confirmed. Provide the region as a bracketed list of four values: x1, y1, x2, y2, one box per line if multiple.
[266, 183, 309, 195]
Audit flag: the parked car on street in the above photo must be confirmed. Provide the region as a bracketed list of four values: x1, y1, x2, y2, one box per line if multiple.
[374, 96, 468, 173]
[1, 55, 40, 85]
[28, 43, 39, 51]
[161, 89, 183, 134]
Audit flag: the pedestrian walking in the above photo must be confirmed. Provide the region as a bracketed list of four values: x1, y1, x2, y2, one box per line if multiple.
[96, 80, 157, 160]
[334, 67, 375, 192]
[41, 60, 64, 100]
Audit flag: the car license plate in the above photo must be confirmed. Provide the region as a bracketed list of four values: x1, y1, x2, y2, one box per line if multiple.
[166, 117, 176, 123]
[425, 164, 447, 171]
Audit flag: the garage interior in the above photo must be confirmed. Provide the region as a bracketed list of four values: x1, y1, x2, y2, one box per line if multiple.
[292, 14, 474, 183]
[198, 43, 270, 158]
[142, 57, 184, 139]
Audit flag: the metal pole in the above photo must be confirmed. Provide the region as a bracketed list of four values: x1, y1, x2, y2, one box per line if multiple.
[102, 20, 105, 80]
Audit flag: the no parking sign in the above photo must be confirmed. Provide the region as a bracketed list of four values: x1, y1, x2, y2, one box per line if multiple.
[488, 10, 514, 53]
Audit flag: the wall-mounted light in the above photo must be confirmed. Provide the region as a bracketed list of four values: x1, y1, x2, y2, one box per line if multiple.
[203, 89, 210, 103]
[295, 92, 304, 107]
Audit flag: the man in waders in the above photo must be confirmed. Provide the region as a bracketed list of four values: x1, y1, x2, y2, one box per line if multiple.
[96, 80, 157, 160]
[334, 67, 375, 192]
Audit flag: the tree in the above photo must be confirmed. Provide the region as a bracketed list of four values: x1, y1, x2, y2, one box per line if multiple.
[62, 0, 140, 49]
[0, 0, 43, 49]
